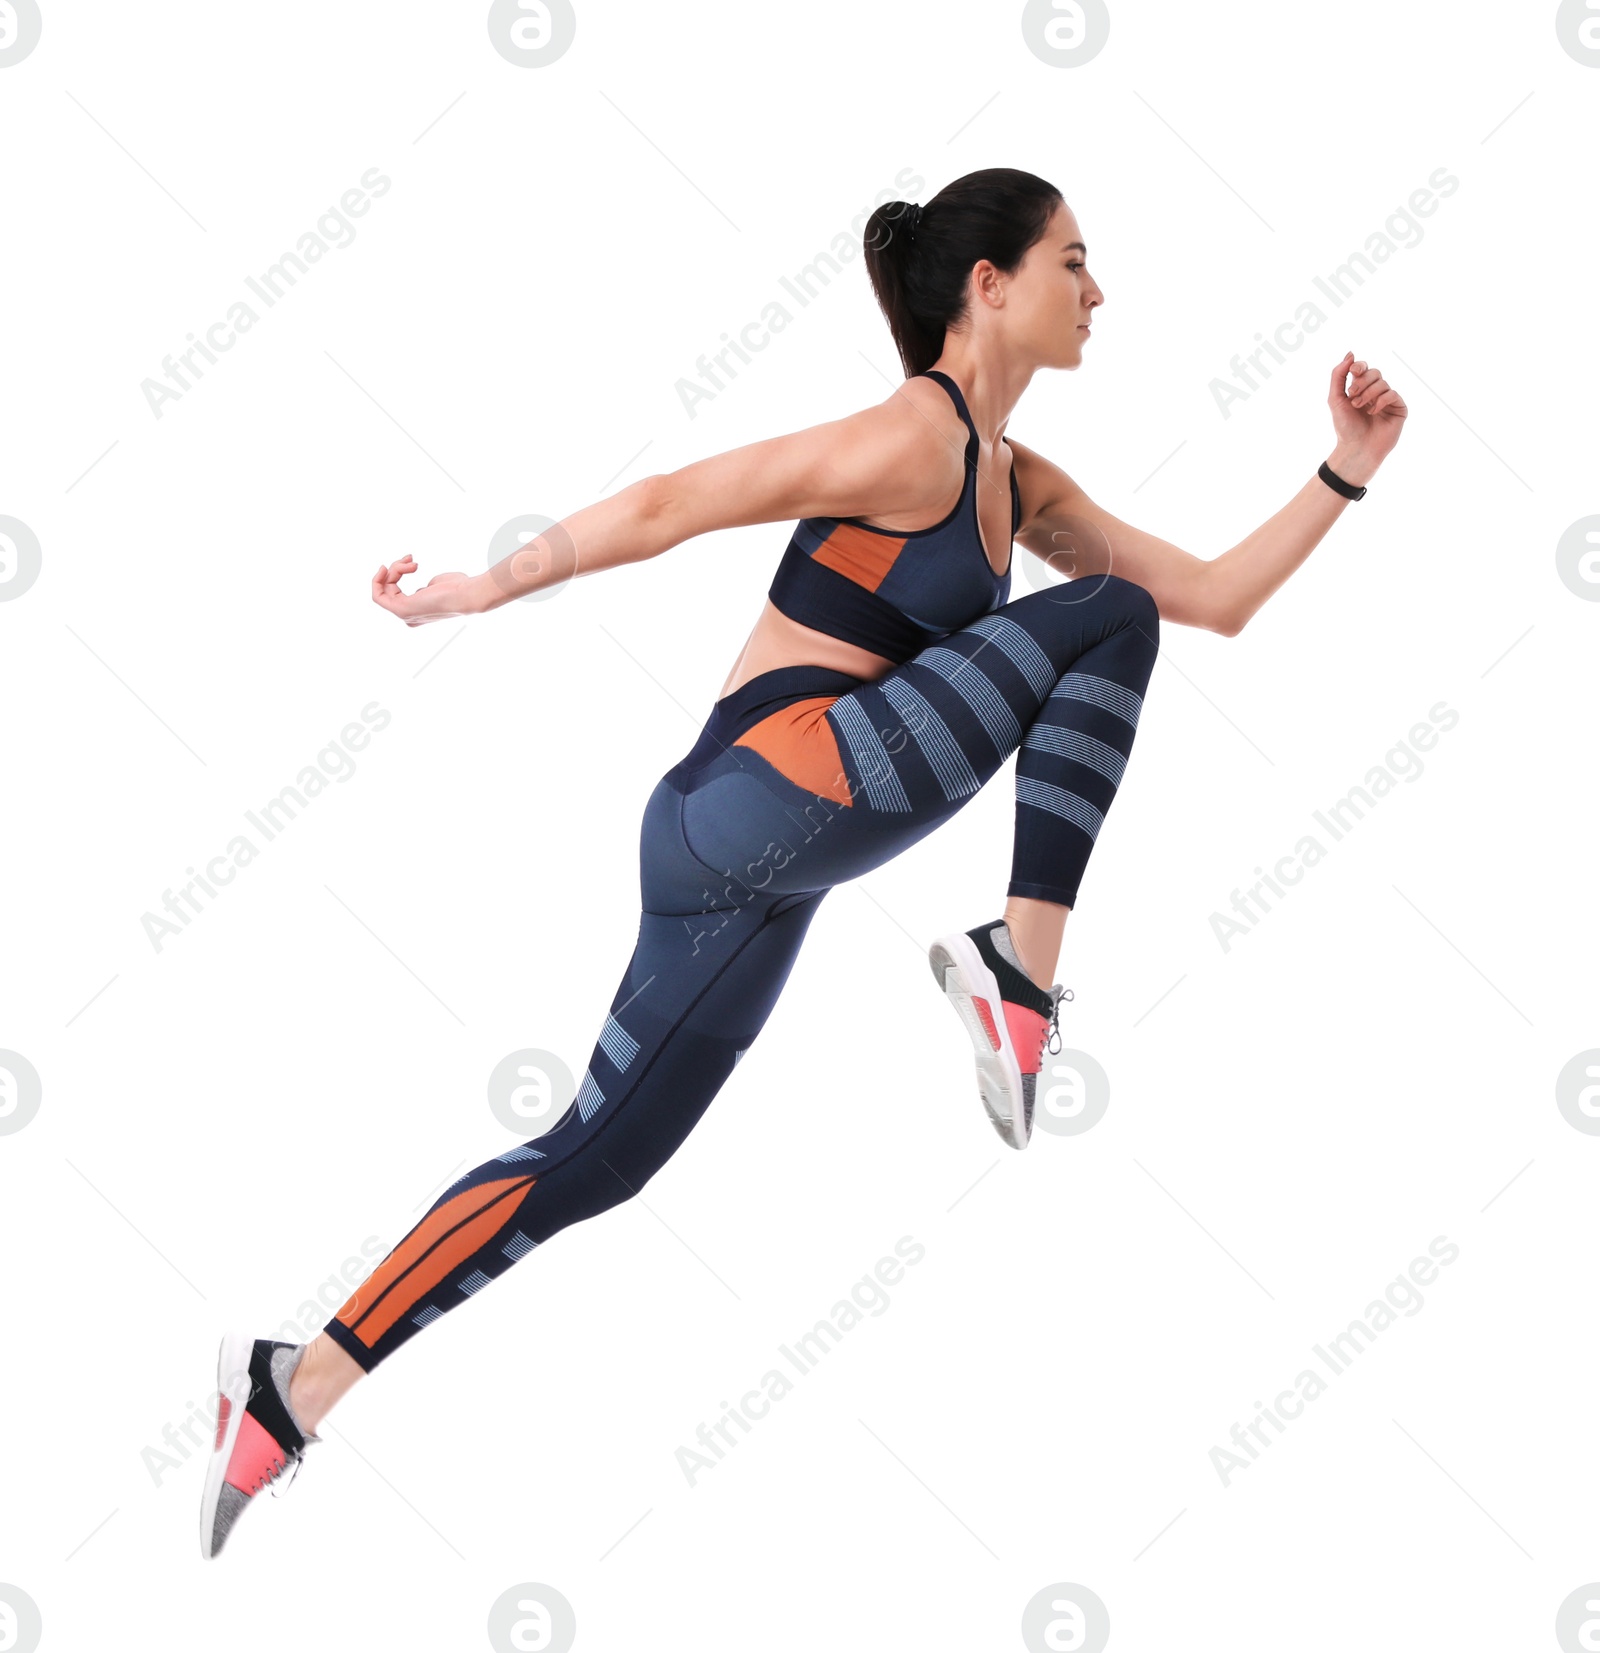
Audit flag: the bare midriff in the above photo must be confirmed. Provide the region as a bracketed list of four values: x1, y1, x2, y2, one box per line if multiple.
[715, 601, 900, 701]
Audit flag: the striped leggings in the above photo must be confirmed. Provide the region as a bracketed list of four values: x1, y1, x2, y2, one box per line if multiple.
[324, 575, 1159, 1371]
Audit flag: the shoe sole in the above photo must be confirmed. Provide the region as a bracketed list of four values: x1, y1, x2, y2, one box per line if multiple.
[199, 1330, 256, 1559]
[928, 931, 1030, 1150]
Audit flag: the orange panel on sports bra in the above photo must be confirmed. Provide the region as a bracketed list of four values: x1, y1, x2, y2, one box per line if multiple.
[766, 369, 1017, 665]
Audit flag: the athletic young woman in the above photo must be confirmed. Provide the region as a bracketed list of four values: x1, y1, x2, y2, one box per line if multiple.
[200, 167, 1406, 1555]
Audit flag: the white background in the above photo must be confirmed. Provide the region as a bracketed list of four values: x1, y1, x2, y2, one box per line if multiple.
[1, 1, 1596, 1648]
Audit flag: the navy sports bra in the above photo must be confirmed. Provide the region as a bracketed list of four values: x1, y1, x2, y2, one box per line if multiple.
[765, 368, 1019, 665]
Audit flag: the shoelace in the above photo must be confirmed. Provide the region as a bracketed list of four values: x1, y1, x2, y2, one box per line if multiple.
[265, 1450, 303, 1499]
[1042, 986, 1074, 1057]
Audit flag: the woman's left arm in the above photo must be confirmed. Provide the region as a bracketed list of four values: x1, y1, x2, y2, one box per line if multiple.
[1011, 351, 1408, 636]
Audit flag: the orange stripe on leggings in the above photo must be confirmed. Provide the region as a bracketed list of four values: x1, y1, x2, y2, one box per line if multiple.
[334, 1174, 534, 1348]
[734, 697, 853, 804]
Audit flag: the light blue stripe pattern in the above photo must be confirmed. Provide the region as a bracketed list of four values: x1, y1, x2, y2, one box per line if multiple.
[829, 696, 912, 812]
[502, 1230, 539, 1262]
[970, 615, 1057, 698]
[914, 647, 1020, 752]
[599, 1013, 640, 1072]
[411, 1304, 444, 1328]
[1022, 724, 1127, 786]
[1015, 775, 1105, 841]
[457, 1269, 492, 1296]
[1050, 672, 1143, 730]
[575, 1069, 607, 1122]
[496, 1144, 546, 1163]
[881, 676, 981, 802]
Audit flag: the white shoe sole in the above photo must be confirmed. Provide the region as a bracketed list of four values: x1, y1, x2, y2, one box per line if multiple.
[199, 1330, 256, 1559]
[928, 930, 1030, 1150]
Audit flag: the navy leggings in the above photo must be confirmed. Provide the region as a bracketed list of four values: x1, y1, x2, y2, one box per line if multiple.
[324, 576, 1159, 1371]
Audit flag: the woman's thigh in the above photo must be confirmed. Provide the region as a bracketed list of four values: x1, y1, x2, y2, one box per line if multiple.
[675, 577, 1157, 897]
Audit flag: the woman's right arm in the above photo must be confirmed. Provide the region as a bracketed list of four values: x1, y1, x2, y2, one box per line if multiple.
[371, 392, 948, 625]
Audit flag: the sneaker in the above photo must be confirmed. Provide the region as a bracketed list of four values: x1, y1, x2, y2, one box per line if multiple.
[199, 1333, 321, 1559]
[928, 918, 1072, 1150]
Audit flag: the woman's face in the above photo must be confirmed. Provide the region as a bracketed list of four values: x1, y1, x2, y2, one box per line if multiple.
[1000, 200, 1103, 370]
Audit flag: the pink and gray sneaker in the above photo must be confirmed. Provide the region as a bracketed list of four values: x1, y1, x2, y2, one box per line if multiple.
[199, 1333, 320, 1558]
[929, 918, 1072, 1150]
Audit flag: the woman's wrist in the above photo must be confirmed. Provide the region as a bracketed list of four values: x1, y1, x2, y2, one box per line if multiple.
[459, 572, 498, 616]
[1325, 446, 1379, 489]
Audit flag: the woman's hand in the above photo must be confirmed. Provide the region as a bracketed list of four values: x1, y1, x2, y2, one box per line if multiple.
[371, 555, 475, 626]
[1326, 351, 1407, 485]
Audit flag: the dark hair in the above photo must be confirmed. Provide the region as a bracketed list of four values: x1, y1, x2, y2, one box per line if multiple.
[863, 168, 1065, 377]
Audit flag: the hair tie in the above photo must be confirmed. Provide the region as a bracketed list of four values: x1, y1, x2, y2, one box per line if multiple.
[905, 201, 923, 243]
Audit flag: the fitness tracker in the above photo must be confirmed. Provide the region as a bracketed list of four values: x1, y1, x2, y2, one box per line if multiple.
[1317, 460, 1367, 501]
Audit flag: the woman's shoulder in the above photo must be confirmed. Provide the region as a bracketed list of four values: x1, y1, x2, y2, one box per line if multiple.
[844, 375, 971, 485]
[790, 377, 971, 531]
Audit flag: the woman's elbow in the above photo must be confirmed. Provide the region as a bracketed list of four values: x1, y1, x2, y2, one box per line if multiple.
[630, 472, 683, 555]
[1198, 563, 1246, 637]
[635, 472, 673, 527]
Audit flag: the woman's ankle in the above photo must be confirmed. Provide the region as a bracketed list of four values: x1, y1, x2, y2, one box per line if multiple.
[288, 1332, 366, 1434]
[1000, 897, 1070, 991]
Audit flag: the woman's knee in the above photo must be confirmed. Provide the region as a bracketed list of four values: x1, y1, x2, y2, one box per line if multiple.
[1105, 574, 1159, 635]
[1066, 572, 1159, 635]
[1006, 572, 1158, 645]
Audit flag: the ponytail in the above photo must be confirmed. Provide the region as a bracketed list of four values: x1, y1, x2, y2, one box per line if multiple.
[863, 168, 1065, 377]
